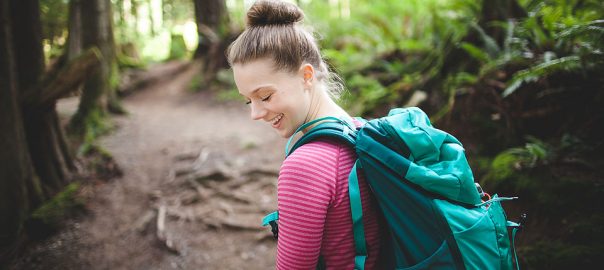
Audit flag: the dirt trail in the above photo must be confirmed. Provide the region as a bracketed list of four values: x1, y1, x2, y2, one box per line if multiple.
[14, 61, 285, 269]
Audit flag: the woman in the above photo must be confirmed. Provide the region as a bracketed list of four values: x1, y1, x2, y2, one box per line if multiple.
[227, 0, 383, 269]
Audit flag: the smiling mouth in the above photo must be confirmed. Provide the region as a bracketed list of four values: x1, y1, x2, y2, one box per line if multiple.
[270, 113, 284, 127]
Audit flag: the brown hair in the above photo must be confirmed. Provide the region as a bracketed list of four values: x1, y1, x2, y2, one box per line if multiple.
[227, 0, 342, 98]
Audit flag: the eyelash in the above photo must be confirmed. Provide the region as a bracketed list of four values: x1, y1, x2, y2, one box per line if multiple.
[246, 94, 272, 105]
[261, 94, 272, 102]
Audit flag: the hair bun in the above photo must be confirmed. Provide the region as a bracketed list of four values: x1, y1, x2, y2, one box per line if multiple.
[247, 0, 304, 27]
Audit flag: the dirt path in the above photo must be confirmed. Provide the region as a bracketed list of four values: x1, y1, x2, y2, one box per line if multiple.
[14, 61, 285, 269]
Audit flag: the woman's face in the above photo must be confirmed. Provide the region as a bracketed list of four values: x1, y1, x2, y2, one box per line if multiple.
[233, 58, 312, 138]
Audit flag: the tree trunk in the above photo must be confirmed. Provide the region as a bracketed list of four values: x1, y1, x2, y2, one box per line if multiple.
[101, 1, 123, 115]
[0, 0, 42, 256]
[193, 0, 231, 87]
[70, 0, 123, 136]
[9, 0, 73, 197]
[66, 0, 82, 61]
[193, 0, 228, 59]
[10, 1, 44, 92]
[1, 0, 97, 260]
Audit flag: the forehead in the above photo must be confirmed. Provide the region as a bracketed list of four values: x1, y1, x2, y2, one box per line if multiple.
[233, 58, 276, 75]
[233, 58, 296, 94]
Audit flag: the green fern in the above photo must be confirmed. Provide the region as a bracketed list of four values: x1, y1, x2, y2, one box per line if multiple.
[503, 55, 581, 97]
[470, 22, 501, 58]
[557, 23, 604, 40]
[460, 42, 491, 62]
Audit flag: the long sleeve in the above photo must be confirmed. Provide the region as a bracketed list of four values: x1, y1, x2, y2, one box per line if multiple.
[275, 139, 382, 270]
[276, 141, 338, 270]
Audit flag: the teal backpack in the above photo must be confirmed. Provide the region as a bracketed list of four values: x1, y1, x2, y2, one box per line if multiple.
[263, 107, 524, 270]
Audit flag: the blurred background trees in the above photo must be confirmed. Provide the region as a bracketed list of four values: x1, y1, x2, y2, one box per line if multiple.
[1, 0, 99, 257]
[1, 0, 602, 269]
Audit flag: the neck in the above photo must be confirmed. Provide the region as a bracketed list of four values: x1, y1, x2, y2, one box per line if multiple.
[302, 85, 351, 133]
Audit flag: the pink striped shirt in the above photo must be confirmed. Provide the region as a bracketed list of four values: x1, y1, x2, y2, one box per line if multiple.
[276, 138, 382, 269]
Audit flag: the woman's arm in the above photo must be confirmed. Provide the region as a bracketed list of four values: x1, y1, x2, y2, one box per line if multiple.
[276, 142, 338, 270]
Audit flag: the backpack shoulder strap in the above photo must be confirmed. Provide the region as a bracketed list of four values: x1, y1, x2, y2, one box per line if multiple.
[348, 160, 368, 270]
[286, 117, 357, 156]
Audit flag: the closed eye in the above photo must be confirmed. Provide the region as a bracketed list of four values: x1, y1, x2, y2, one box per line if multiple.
[261, 94, 272, 102]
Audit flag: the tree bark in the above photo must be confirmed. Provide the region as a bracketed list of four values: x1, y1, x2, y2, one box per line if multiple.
[192, 0, 231, 87]
[9, 0, 73, 197]
[66, 0, 82, 61]
[70, 0, 123, 135]
[0, 0, 41, 255]
[193, 0, 229, 59]
[1, 0, 96, 259]
[10, 0, 44, 93]
[24, 48, 103, 109]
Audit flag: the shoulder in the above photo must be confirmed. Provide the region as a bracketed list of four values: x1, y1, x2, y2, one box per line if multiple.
[278, 139, 351, 204]
[283, 139, 351, 169]
[279, 139, 353, 184]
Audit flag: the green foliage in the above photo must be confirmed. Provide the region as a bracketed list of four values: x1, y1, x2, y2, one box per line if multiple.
[39, 0, 68, 43]
[162, 0, 195, 25]
[480, 133, 603, 268]
[483, 136, 552, 186]
[296, 0, 478, 115]
[499, 15, 604, 97]
[346, 74, 390, 115]
[70, 107, 114, 157]
[40, 0, 68, 60]
[168, 33, 188, 60]
[488, 152, 518, 183]
[117, 42, 147, 69]
[117, 54, 146, 69]
[503, 55, 581, 96]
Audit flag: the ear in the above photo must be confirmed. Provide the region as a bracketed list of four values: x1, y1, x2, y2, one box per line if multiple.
[299, 64, 315, 88]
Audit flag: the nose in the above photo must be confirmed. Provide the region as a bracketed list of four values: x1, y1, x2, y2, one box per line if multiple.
[250, 102, 267, 121]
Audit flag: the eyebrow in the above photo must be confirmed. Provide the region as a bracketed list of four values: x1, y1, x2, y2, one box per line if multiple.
[249, 85, 273, 95]
[239, 84, 274, 98]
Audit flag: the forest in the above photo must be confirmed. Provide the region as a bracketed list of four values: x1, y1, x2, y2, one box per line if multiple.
[1, 0, 602, 269]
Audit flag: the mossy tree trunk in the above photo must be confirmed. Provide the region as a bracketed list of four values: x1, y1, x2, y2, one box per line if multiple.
[70, 0, 123, 139]
[9, 0, 74, 198]
[10, 0, 74, 198]
[1, 0, 102, 260]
